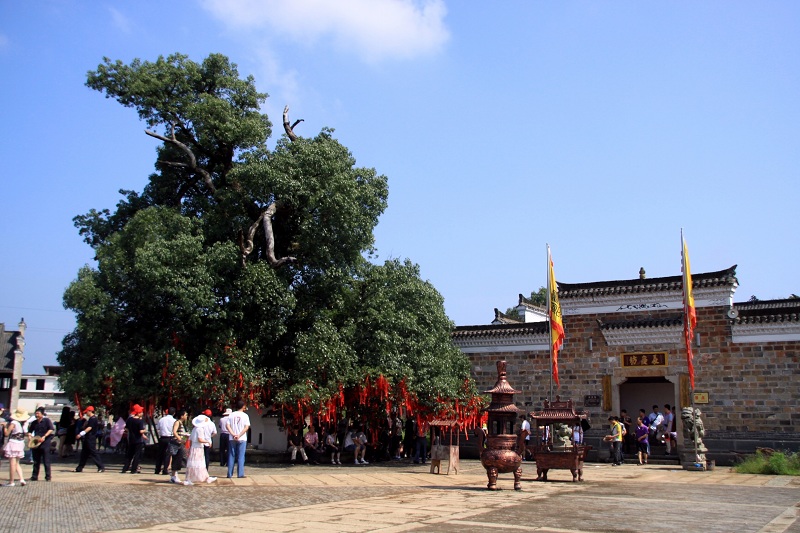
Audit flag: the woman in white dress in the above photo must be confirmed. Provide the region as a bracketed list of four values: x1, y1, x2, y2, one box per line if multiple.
[3, 408, 29, 486]
[183, 414, 217, 486]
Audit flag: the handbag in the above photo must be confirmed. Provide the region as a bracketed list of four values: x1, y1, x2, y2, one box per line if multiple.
[168, 439, 182, 456]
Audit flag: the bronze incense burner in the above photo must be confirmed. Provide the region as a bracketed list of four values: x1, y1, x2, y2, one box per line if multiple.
[480, 360, 522, 490]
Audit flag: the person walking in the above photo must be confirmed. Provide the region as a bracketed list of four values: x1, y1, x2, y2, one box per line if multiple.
[605, 416, 624, 466]
[635, 416, 650, 465]
[169, 410, 188, 484]
[199, 409, 216, 469]
[74, 406, 105, 473]
[27, 407, 54, 481]
[0, 403, 9, 470]
[121, 404, 146, 474]
[155, 407, 175, 475]
[3, 408, 29, 486]
[225, 401, 250, 478]
[61, 410, 77, 457]
[518, 414, 532, 460]
[182, 414, 217, 485]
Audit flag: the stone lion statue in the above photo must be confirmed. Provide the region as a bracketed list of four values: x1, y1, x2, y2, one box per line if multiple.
[553, 423, 573, 448]
[681, 407, 707, 451]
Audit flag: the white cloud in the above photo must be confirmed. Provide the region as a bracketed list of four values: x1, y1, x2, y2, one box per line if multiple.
[200, 0, 450, 63]
[108, 6, 132, 34]
[250, 48, 302, 120]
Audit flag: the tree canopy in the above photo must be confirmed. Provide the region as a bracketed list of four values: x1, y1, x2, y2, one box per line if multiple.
[60, 53, 479, 425]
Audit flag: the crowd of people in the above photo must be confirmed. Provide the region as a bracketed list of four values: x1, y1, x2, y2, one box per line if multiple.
[605, 403, 677, 466]
[0, 401, 455, 486]
[0, 400, 253, 487]
[284, 414, 434, 466]
[1, 397, 686, 486]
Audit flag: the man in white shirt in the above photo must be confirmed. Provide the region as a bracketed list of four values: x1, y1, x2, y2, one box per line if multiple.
[225, 401, 251, 478]
[155, 407, 176, 475]
[648, 405, 663, 441]
[519, 414, 531, 460]
[218, 408, 232, 467]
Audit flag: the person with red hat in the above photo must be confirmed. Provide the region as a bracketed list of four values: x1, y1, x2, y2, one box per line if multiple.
[121, 404, 146, 474]
[74, 406, 105, 473]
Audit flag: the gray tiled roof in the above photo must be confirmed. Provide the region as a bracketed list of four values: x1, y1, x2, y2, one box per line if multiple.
[518, 294, 546, 312]
[493, 308, 522, 324]
[733, 298, 800, 324]
[452, 322, 548, 339]
[598, 315, 684, 330]
[557, 265, 738, 298]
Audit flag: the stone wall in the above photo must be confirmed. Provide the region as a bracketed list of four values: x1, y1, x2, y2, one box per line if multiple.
[461, 303, 799, 453]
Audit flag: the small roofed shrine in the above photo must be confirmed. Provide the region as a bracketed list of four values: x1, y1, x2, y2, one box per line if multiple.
[428, 419, 460, 475]
[529, 397, 591, 482]
[480, 360, 523, 490]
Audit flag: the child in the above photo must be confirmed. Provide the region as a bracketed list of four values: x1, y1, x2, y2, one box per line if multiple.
[635, 417, 649, 465]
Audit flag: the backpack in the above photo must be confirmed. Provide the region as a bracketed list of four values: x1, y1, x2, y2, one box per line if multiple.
[580, 418, 591, 431]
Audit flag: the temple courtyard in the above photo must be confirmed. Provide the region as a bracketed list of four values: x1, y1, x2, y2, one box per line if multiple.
[1, 457, 798, 532]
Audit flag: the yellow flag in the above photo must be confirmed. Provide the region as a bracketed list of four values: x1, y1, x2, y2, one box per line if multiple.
[682, 235, 696, 389]
[548, 246, 565, 387]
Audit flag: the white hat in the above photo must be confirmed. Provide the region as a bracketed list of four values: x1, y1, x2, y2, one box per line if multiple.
[223, 408, 233, 416]
[192, 415, 209, 427]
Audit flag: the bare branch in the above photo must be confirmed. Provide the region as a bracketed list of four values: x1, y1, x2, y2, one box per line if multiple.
[282, 105, 303, 142]
[238, 204, 297, 268]
[145, 128, 217, 194]
[238, 212, 264, 266]
[262, 202, 297, 268]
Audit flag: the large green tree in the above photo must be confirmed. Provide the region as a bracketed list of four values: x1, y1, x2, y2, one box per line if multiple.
[60, 53, 475, 420]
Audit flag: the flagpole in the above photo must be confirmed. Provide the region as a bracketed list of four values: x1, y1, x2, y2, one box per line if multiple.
[546, 243, 553, 402]
[682, 229, 700, 464]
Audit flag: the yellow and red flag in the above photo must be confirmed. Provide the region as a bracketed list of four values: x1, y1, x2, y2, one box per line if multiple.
[682, 233, 697, 389]
[548, 245, 565, 387]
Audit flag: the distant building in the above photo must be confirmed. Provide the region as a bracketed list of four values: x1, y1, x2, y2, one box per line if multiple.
[453, 266, 800, 461]
[18, 365, 70, 412]
[0, 319, 26, 409]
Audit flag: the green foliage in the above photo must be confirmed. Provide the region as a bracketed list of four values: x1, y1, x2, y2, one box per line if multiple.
[734, 451, 800, 475]
[60, 53, 474, 414]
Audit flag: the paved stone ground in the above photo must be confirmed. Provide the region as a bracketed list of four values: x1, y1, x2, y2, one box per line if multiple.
[0, 454, 797, 532]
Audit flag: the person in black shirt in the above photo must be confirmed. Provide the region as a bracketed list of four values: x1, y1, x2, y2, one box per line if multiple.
[74, 406, 105, 472]
[121, 404, 146, 474]
[27, 407, 55, 481]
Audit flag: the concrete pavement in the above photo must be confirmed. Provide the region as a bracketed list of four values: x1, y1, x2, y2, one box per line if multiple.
[1, 455, 798, 532]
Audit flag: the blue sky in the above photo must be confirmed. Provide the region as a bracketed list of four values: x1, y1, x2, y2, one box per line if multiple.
[1, 1, 798, 372]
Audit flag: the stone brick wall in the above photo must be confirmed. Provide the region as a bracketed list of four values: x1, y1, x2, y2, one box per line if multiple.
[461, 303, 799, 445]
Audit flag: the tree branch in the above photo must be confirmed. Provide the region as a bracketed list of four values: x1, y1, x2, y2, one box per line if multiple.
[283, 105, 303, 142]
[145, 126, 217, 194]
[238, 203, 297, 268]
[238, 212, 263, 265]
[262, 203, 297, 268]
